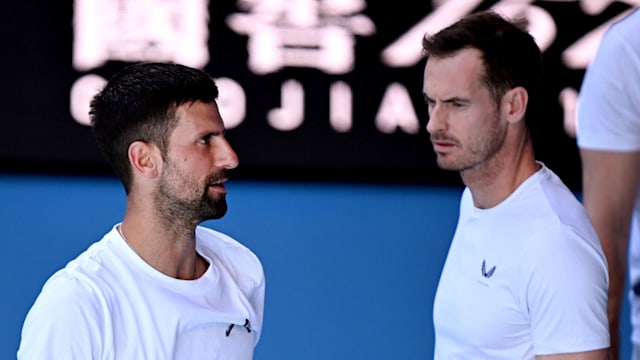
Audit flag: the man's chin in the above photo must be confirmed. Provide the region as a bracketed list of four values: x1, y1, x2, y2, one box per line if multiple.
[436, 160, 460, 172]
[200, 200, 228, 221]
[208, 208, 227, 220]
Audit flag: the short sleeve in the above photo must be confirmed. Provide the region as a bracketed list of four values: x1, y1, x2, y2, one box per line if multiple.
[522, 225, 609, 355]
[577, 12, 640, 152]
[18, 272, 106, 360]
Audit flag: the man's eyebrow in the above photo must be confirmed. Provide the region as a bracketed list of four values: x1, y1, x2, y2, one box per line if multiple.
[442, 96, 469, 104]
[423, 93, 469, 104]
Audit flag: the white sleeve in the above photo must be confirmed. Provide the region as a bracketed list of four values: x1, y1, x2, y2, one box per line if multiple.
[577, 11, 640, 152]
[522, 225, 609, 355]
[18, 272, 106, 360]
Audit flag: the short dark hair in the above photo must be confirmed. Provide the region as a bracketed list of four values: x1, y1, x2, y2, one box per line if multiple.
[422, 11, 542, 117]
[90, 62, 219, 193]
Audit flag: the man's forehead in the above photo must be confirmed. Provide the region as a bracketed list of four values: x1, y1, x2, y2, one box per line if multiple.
[424, 51, 485, 95]
[173, 101, 222, 131]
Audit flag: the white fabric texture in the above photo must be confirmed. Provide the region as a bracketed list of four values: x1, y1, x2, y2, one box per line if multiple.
[433, 165, 609, 359]
[18, 225, 265, 360]
[577, 8, 640, 346]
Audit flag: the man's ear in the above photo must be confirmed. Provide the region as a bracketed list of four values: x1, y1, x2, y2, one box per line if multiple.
[128, 141, 161, 179]
[502, 87, 528, 124]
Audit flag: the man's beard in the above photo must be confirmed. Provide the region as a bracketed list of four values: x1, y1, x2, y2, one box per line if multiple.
[432, 111, 505, 173]
[154, 167, 229, 227]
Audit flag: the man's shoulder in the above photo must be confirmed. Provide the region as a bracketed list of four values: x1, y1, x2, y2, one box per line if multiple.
[195, 226, 252, 253]
[195, 225, 264, 278]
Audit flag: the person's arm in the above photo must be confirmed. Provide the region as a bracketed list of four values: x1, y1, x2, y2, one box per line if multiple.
[581, 149, 640, 359]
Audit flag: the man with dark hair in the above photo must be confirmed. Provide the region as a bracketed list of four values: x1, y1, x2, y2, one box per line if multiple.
[18, 62, 264, 359]
[423, 11, 609, 359]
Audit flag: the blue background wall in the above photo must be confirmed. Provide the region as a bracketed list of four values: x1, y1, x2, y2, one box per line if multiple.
[1, 175, 631, 359]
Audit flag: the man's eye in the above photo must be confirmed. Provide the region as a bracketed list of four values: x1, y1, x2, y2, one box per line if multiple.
[198, 132, 226, 144]
[198, 135, 212, 144]
[425, 100, 435, 111]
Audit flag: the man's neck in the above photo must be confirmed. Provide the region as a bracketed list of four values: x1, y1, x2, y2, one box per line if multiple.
[461, 139, 539, 209]
[120, 208, 201, 280]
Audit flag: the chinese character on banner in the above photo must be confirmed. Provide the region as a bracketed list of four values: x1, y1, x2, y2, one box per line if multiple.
[70, 0, 210, 125]
[73, 0, 210, 70]
[226, 0, 376, 74]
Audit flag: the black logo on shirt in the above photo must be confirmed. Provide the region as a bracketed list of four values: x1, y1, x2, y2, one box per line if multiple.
[226, 319, 252, 337]
[482, 260, 496, 278]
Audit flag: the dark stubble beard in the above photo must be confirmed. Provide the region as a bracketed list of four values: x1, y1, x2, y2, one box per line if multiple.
[154, 162, 229, 229]
[436, 110, 506, 174]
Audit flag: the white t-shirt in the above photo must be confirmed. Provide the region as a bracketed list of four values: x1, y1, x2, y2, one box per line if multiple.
[18, 225, 265, 360]
[577, 8, 640, 345]
[433, 165, 609, 359]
